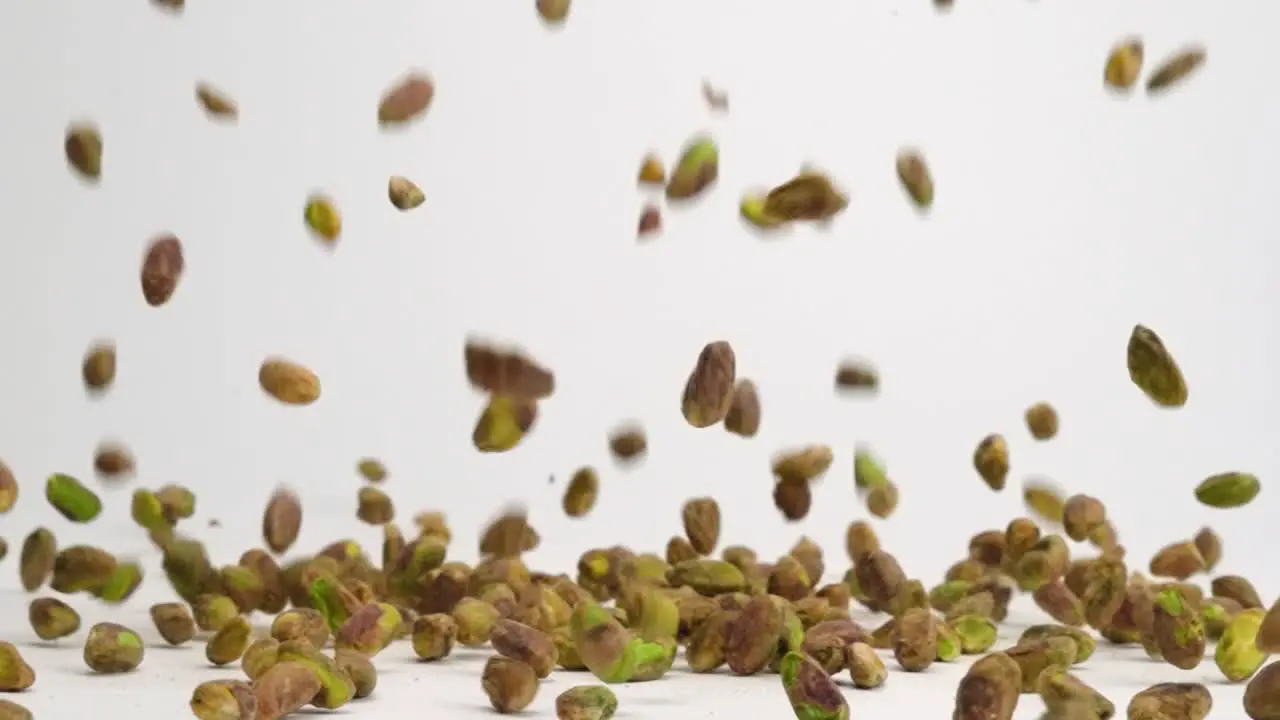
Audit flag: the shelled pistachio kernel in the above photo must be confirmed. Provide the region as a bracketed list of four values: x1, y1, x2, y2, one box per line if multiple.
[483, 656, 539, 713]
[207, 616, 252, 666]
[151, 602, 196, 645]
[1104, 38, 1144, 91]
[190, 679, 256, 720]
[555, 685, 617, 720]
[83, 622, 143, 674]
[46, 473, 102, 522]
[0, 643, 35, 691]
[29, 597, 81, 640]
[388, 176, 424, 210]
[357, 486, 395, 525]
[563, 467, 599, 517]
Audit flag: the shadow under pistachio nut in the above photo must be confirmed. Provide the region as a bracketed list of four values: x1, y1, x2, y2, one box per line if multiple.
[254, 661, 323, 720]
[1037, 668, 1114, 720]
[270, 608, 329, 649]
[191, 679, 256, 720]
[334, 649, 376, 699]
[84, 622, 143, 674]
[0, 643, 35, 691]
[664, 135, 718, 201]
[1215, 608, 1267, 682]
[1130, 682, 1211, 720]
[45, 474, 101, 523]
[556, 685, 617, 720]
[954, 651, 1021, 720]
[780, 651, 849, 720]
[276, 640, 354, 709]
[483, 656, 539, 714]
[1006, 637, 1078, 692]
[681, 341, 736, 429]
[207, 616, 252, 666]
[1153, 587, 1205, 669]
[1127, 324, 1188, 408]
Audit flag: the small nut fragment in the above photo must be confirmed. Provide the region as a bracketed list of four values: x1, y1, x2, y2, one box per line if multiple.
[82, 341, 117, 392]
[46, 473, 101, 523]
[388, 176, 425, 210]
[303, 194, 341, 243]
[973, 434, 1009, 491]
[1195, 472, 1260, 508]
[556, 685, 617, 720]
[637, 205, 661, 238]
[195, 82, 238, 120]
[482, 655, 539, 713]
[1024, 402, 1059, 440]
[191, 680, 256, 720]
[637, 154, 665, 185]
[681, 497, 721, 555]
[895, 148, 934, 210]
[1146, 47, 1206, 95]
[259, 358, 321, 405]
[1104, 38, 1145, 91]
[724, 379, 761, 437]
[681, 341, 736, 428]
[701, 80, 728, 112]
[378, 72, 434, 126]
[0, 643, 35, 691]
[29, 597, 81, 640]
[1127, 324, 1188, 408]
[83, 622, 144, 674]
[1130, 682, 1211, 720]
[263, 488, 302, 554]
[65, 122, 103, 181]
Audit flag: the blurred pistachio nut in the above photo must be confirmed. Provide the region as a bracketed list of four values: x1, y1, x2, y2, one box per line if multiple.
[665, 136, 718, 201]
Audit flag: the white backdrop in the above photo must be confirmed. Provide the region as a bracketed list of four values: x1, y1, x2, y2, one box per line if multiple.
[0, 1, 1275, 718]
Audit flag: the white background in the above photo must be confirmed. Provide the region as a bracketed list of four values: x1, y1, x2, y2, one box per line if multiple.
[0, 1, 1275, 717]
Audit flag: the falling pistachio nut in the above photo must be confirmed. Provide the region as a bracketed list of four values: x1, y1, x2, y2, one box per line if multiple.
[51, 545, 116, 594]
[607, 425, 647, 461]
[140, 233, 184, 307]
[895, 608, 937, 672]
[335, 602, 402, 656]
[357, 486, 395, 525]
[1153, 587, 1206, 669]
[637, 205, 662, 238]
[0, 643, 35, 691]
[1146, 47, 1206, 94]
[483, 656, 539, 713]
[1023, 479, 1066, 523]
[270, 608, 330, 649]
[259, 358, 321, 405]
[835, 361, 879, 391]
[388, 175, 425, 210]
[194, 594, 239, 632]
[774, 445, 834, 484]
[973, 434, 1009, 491]
[779, 651, 849, 720]
[896, 149, 934, 210]
[242, 637, 280, 680]
[206, 616, 252, 666]
[681, 497, 721, 555]
[1062, 494, 1106, 542]
[335, 649, 377, 699]
[191, 680, 257, 720]
[845, 642, 886, 688]
[82, 341, 116, 392]
[1195, 472, 1260, 508]
[681, 341, 736, 428]
[1130, 683, 1212, 720]
[763, 171, 848, 223]
[1006, 637, 1078, 692]
[96, 561, 143, 604]
[65, 123, 103, 181]
[83, 622, 143, 674]
[46, 473, 101, 523]
[263, 488, 302, 554]
[378, 72, 435, 127]
[556, 685, 617, 720]
[304, 195, 341, 243]
[412, 612, 457, 660]
[1104, 38, 1145, 91]
[93, 442, 135, 479]
[570, 603, 638, 683]
[953, 652, 1021, 720]
[1038, 668, 1115, 720]
[1215, 608, 1267, 682]
[665, 136, 718, 201]
[949, 615, 998, 654]
[853, 448, 888, 492]
[724, 379, 761, 437]
[563, 467, 599, 517]
[1127, 324, 1187, 408]
[276, 639, 355, 709]
[1024, 402, 1059, 439]
[637, 154, 665, 185]
[254, 661, 323, 720]
[19, 528, 55, 591]
[196, 83, 238, 120]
